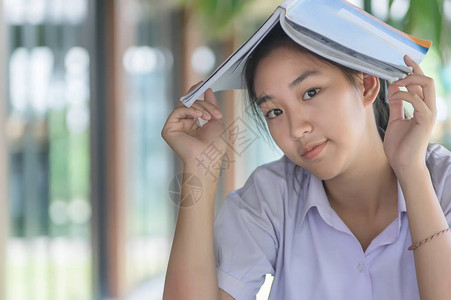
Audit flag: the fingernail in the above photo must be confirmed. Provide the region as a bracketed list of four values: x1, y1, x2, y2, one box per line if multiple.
[204, 111, 211, 116]
[195, 109, 202, 114]
[213, 109, 222, 116]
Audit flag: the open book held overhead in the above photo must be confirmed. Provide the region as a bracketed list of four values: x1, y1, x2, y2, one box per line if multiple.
[181, 0, 432, 107]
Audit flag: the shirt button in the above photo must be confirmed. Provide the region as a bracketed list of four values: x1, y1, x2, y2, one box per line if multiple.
[357, 263, 365, 273]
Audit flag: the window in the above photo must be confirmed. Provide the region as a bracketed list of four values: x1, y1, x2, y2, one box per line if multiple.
[4, 0, 92, 299]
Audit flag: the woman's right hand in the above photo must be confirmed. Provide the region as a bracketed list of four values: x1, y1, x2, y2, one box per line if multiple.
[161, 82, 226, 165]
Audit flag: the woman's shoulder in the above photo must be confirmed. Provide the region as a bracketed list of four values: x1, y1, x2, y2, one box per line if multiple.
[252, 155, 295, 178]
[426, 144, 451, 212]
[426, 144, 451, 173]
[241, 155, 309, 192]
[220, 155, 311, 232]
[226, 155, 310, 206]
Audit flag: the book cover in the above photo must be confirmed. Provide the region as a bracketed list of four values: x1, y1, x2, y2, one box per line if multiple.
[181, 0, 431, 107]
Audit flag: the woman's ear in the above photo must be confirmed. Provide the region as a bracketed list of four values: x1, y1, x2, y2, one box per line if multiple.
[362, 73, 380, 106]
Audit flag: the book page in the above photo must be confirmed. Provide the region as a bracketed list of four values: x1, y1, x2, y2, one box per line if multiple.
[285, 0, 430, 67]
[181, 7, 284, 107]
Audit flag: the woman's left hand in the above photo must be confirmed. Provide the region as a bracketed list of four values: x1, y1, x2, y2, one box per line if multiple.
[383, 55, 437, 176]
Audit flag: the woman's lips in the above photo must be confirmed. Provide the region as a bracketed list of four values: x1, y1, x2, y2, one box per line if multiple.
[302, 140, 328, 160]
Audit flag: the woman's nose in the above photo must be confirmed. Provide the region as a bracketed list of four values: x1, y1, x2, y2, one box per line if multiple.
[288, 112, 312, 140]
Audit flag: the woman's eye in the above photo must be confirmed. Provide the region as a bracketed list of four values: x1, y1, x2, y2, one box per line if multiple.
[303, 88, 320, 100]
[265, 108, 283, 120]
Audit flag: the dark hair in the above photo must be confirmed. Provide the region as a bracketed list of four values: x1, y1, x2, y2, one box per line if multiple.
[243, 23, 389, 141]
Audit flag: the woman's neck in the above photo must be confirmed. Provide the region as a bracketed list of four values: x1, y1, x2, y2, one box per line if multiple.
[323, 136, 398, 218]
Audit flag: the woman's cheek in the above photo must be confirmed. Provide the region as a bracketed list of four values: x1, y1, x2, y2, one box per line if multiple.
[269, 124, 288, 148]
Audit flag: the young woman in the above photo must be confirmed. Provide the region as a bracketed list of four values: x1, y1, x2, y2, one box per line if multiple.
[161, 23, 451, 299]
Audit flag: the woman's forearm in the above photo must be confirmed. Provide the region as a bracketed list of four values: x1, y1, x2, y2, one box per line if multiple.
[163, 163, 220, 299]
[398, 165, 451, 299]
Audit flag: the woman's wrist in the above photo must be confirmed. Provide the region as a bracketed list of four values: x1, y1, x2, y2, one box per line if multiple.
[183, 158, 224, 183]
[395, 162, 430, 190]
[391, 159, 428, 181]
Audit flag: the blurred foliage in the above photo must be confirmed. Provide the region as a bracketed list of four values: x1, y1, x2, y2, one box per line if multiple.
[180, 0, 450, 63]
[386, 0, 449, 62]
[176, 0, 247, 35]
[402, 0, 443, 46]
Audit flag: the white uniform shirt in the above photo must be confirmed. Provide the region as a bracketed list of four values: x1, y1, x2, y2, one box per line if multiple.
[214, 144, 451, 299]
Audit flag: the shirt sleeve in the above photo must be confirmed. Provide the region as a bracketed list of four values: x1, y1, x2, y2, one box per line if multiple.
[442, 170, 451, 227]
[214, 169, 280, 299]
[427, 144, 451, 226]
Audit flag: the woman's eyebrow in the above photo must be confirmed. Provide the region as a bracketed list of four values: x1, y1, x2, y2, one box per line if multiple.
[257, 94, 272, 107]
[289, 70, 319, 89]
[257, 70, 319, 106]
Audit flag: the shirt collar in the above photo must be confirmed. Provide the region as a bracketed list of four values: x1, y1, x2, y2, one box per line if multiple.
[299, 174, 333, 227]
[298, 173, 408, 228]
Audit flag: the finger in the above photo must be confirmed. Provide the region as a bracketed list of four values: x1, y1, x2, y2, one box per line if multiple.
[191, 102, 212, 120]
[204, 88, 219, 106]
[388, 90, 434, 122]
[392, 74, 436, 113]
[405, 83, 423, 100]
[177, 100, 185, 107]
[404, 55, 424, 76]
[182, 118, 199, 135]
[191, 95, 223, 119]
[391, 77, 423, 100]
[177, 81, 205, 108]
[386, 82, 400, 101]
[187, 81, 204, 93]
[402, 55, 431, 108]
[389, 90, 427, 110]
[387, 97, 404, 123]
[204, 89, 223, 118]
[389, 82, 423, 108]
[386, 81, 404, 122]
[166, 106, 203, 129]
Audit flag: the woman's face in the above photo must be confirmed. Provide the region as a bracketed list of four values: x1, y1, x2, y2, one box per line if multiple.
[254, 46, 373, 180]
